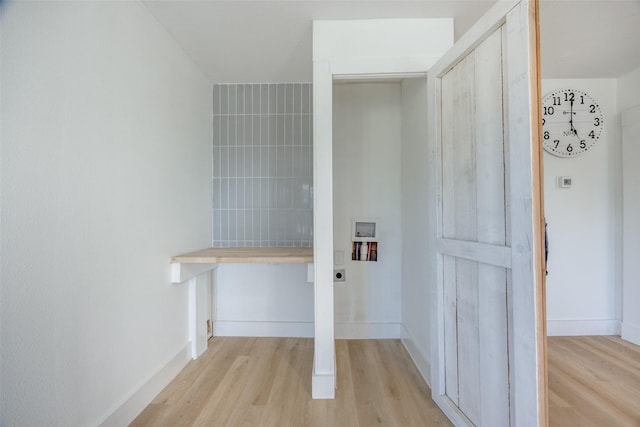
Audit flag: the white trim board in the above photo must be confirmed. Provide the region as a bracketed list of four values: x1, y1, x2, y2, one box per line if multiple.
[401, 324, 431, 388]
[97, 344, 191, 427]
[214, 321, 314, 338]
[213, 321, 402, 339]
[312, 365, 336, 400]
[622, 322, 640, 346]
[335, 322, 401, 339]
[547, 319, 621, 336]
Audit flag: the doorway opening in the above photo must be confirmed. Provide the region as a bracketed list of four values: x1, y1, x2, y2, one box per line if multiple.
[331, 77, 432, 381]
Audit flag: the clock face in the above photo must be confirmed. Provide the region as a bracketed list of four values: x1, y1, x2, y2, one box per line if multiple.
[541, 89, 604, 157]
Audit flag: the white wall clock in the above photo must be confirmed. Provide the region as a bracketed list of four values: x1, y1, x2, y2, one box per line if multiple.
[542, 88, 604, 157]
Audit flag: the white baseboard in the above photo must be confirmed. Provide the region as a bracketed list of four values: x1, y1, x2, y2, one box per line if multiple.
[400, 324, 431, 387]
[97, 343, 191, 427]
[547, 319, 621, 336]
[213, 320, 401, 339]
[213, 320, 314, 337]
[312, 371, 336, 399]
[335, 322, 401, 339]
[622, 321, 640, 345]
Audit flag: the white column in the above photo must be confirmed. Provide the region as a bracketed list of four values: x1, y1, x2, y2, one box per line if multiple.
[312, 60, 336, 398]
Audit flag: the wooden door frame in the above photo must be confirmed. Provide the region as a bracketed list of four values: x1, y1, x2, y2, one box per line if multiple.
[427, 0, 547, 425]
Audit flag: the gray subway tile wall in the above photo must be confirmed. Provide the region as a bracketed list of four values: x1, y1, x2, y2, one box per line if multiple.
[212, 83, 313, 248]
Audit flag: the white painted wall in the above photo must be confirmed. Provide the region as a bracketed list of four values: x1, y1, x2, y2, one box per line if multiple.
[399, 77, 432, 381]
[618, 66, 640, 345]
[621, 106, 640, 345]
[1, 2, 211, 425]
[618, 66, 640, 112]
[214, 264, 314, 336]
[332, 81, 403, 338]
[543, 79, 621, 336]
[313, 19, 453, 68]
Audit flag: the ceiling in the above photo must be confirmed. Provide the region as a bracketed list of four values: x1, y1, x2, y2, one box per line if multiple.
[539, 0, 640, 79]
[143, 0, 640, 83]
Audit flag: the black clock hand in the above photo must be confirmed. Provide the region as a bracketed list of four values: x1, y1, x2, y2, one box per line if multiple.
[569, 100, 577, 134]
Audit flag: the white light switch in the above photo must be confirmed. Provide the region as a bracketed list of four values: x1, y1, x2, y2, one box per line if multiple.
[334, 250, 344, 266]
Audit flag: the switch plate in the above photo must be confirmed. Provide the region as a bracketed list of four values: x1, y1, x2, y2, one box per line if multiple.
[558, 176, 573, 188]
[334, 250, 344, 266]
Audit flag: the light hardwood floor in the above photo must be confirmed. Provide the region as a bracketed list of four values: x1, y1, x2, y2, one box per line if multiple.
[132, 335, 640, 426]
[131, 338, 452, 427]
[548, 335, 640, 427]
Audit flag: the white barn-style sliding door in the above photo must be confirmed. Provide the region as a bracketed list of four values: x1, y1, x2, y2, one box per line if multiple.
[428, 1, 546, 426]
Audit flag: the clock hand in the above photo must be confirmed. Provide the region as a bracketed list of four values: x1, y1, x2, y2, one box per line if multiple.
[569, 100, 577, 134]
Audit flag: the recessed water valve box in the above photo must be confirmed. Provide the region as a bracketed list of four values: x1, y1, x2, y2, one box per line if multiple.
[352, 219, 377, 242]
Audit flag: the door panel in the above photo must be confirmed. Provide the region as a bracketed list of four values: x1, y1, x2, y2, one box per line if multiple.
[441, 27, 509, 426]
[430, 1, 545, 426]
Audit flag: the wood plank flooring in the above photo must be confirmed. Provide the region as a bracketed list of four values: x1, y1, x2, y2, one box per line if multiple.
[131, 338, 452, 427]
[548, 335, 640, 427]
[132, 335, 640, 426]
